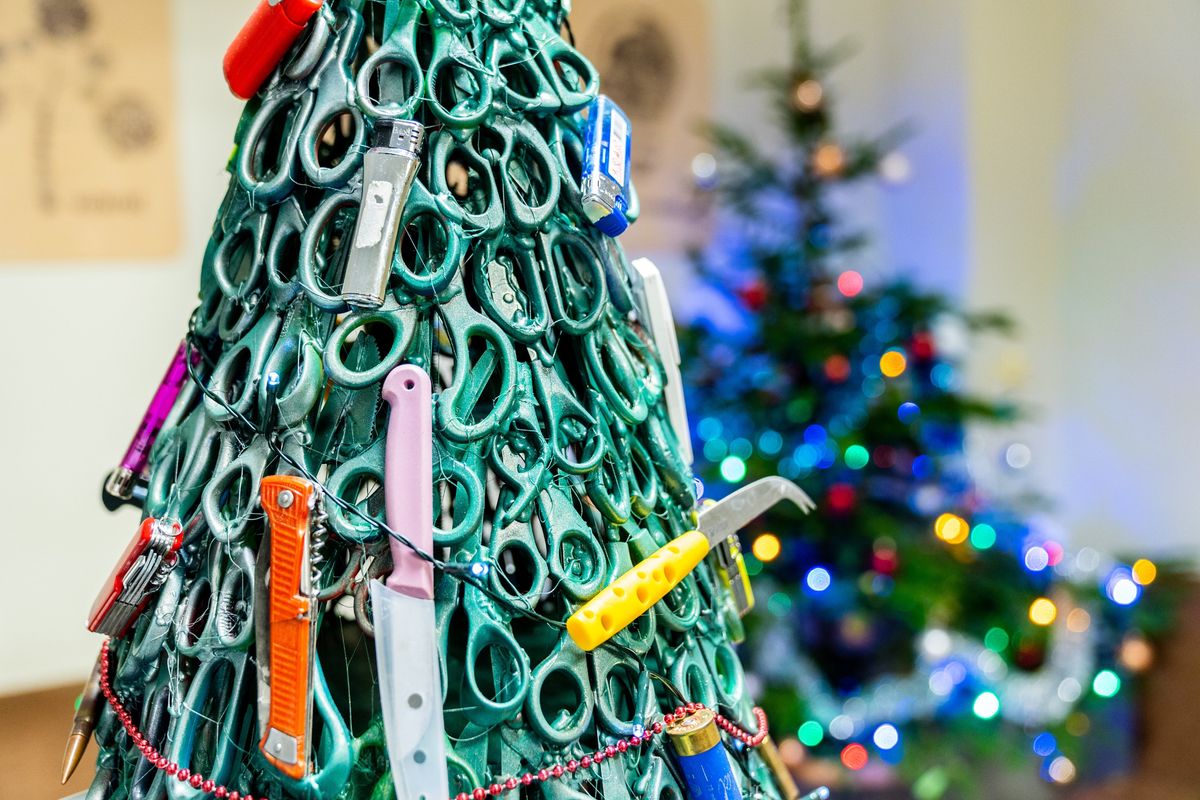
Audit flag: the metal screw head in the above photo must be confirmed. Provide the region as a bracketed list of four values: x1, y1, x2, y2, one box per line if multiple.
[278, 490, 294, 509]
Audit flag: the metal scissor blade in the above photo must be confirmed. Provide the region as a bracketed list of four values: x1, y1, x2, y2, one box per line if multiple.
[696, 476, 816, 547]
[370, 581, 448, 800]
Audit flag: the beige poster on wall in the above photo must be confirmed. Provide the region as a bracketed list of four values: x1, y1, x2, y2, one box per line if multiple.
[0, 0, 180, 261]
[570, 0, 712, 253]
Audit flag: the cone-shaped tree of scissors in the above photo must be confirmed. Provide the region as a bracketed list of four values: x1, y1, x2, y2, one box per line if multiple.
[85, 1, 787, 799]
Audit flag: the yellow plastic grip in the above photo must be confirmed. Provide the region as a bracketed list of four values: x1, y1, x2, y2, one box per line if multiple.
[567, 530, 710, 651]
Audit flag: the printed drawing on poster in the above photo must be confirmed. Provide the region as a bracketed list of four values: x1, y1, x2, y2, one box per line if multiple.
[0, 0, 179, 261]
[570, 0, 713, 252]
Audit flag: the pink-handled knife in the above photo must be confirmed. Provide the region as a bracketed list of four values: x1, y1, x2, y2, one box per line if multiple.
[371, 364, 448, 800]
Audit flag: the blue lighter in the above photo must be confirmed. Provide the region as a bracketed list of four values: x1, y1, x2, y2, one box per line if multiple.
[581, 94, 632, 237]
[667, 709, 744, 800]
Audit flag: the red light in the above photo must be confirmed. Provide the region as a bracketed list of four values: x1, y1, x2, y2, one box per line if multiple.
[840, 743, 869, 771]
[824, 354, 851, 382]
[837, 271, 864, 297]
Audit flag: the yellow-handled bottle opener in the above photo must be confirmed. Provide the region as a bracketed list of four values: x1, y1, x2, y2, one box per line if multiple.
[567, 476, 815, 651]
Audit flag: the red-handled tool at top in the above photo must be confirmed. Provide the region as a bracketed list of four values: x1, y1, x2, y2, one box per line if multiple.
[224, 0, 325, 99]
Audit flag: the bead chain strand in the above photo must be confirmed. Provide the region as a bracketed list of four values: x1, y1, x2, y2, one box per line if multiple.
[99, 639, 770, 800]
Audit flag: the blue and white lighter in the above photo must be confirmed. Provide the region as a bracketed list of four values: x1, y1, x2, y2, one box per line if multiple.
[667, 709, 744, 800]
[581, 94, 632, 237]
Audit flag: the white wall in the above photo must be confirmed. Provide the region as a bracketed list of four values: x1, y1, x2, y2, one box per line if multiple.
[1, 0, 1196, 695]
[0, 0, 245, 694]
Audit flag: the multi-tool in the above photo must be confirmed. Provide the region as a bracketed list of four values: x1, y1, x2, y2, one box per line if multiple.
[88, 517, 184, 637]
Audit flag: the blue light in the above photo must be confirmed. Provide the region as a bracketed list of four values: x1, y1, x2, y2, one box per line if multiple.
[1106, 568, 1142, 606]
[803, 424, 828, 445]
[703, 439, 727, 462]
[693, 477, 705, 499]
[817, 445, 838, 470]
[729, 437, 754, 459]
[931, 363, 956, 390]
[697, 417, 723, 441]
[793, 444, 820, 469]
[1024, 546, 1050, 572]
[805, 567, 832, 592]
[1032, 733, 1057, 757]
[758, 430, 784, 456]
[898, 402, 920, 423]
[469, 561, 491, 578]
[912, 455, 933, 479]
[266, 371, 282, 389]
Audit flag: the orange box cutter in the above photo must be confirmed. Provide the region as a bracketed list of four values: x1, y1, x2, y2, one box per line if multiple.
[259, 475, 319, 780]
[223, 0, 325, 100]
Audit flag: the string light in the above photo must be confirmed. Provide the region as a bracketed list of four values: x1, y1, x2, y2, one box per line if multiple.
[1132, 558, 1157, 585]
[798, 721, 824, 747]
[1066, 608, 1091, 633]
[1048, 756, 1076, 784]
[793, 78, 824, 110]
[972, 691, 1000, 720]
[1092, 670, 1121, 698]
[844, 444, 869, 469]
[1118, 635, 1154, 673]
[719, 455, 747, 483]
[805, 567, 832, 592]
[873, 724, 899, 750]
[897, 401, 920, 423]
[969, 523, 996, 550]
[934, 513, 968, 545]
[752, 533, 782, 563]
[840, 743, 869, 771]
[837, 270, 864, 297]
[1024, 546, 1049, 572]
[1107, 569, 1141, 606]
[811, 142, 846, 177]
[1032, 733, 1057, 757]
[984, 627, 1009, 653]
[1029, 597, 1057, 626]
[879, 349, 907, 378]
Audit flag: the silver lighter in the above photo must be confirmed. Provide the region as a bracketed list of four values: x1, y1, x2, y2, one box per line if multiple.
[342, 119, 425, 308]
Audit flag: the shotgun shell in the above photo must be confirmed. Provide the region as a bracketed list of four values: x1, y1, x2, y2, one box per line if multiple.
[667, 709, 744, 800]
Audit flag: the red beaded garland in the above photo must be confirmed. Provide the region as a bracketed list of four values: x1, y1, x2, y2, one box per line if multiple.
[97, 638, 770, 800]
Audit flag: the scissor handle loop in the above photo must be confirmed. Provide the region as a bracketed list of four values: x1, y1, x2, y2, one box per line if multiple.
[323, 303, 420, 388]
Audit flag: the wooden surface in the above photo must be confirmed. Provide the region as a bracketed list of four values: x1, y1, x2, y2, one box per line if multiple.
[0, 683, 95, 799]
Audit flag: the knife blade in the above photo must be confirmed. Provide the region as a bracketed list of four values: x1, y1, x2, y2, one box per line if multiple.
[372, 363, 449, 800]
[567, 477, 814, 651]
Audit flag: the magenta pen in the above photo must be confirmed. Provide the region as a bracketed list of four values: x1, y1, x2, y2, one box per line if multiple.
[104, 341, 196, 500]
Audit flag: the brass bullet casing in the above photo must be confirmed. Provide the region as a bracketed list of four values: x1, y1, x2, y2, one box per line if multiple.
[757, 735, 801, 800]
[667, 708, 721, 756]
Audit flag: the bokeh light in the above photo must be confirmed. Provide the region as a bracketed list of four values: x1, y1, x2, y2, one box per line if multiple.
[844, 444, 869, 470]
[840, 743, 869, 771]
[1066, 608, 1091, 633]
[719, 455, 747, 483]
[898, 401, 921, 423]
[1029, 597, 1057, 626]
[873, 724, 899, 750]
[984, 627, 1010, 653]
[1024, 546, 1049, 572]
[1132, 558, 1158, 585]
[798, 720, 824, 747]
[1032, 732, 1057, 757]
[1092, 669, 1121, 698]
[837, 270, 864, 297]
[805, 567, 832, 592]
[1107, 569, 1141, 606]
[879, 350, 908, 378]
[969, 523, 996, 550]
[752, 533, 781, 563]
[972, 691, 1000, 720]
[935, 513, 969, 545]
[1048, 756, 1076, 784]
[1119, 635, 1155, 673]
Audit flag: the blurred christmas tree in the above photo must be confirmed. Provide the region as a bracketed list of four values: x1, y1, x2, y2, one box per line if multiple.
[678, 2, 1183, 796]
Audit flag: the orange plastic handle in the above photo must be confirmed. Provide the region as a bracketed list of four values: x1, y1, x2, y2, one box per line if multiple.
[259, 475, 317, 780]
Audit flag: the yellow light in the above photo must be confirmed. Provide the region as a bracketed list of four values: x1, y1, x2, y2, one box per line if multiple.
[752, 533, 782, 563]
[1119, 636, 1154, 672]
[1029, 597, 1058, 626]
[1132, 558, 1157, 585]
[1066, 607, 1091, 633]
[811, 142, 846, 177]
[934, 513, 968, 545]
[793, 79, 824, 111]
[879, 351, 908, 378]
[1065, 711, 1090, 737]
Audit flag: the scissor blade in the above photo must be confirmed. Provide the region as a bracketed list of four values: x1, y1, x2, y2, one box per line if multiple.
[697, 476, 816, 547]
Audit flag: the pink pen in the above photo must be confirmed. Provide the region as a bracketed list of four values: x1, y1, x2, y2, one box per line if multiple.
[104, 341, 196, 500]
